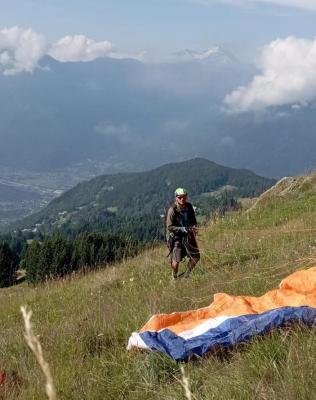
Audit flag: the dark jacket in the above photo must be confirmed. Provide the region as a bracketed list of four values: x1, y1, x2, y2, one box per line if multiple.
[166, 202, 197, 238]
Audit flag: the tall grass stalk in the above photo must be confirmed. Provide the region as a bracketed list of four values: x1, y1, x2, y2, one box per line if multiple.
[180, 365, 193, 400]
[21, 306, 57, 400]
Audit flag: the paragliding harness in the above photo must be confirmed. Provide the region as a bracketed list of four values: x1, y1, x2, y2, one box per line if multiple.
[167, 231, 197, 270]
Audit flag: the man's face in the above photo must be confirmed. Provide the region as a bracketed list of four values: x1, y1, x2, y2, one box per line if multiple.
[176, 194, 187, 207]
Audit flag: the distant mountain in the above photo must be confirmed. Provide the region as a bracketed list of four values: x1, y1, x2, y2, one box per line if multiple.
[173, 47, 238, 64]
[9, 158, 275, 240]
[0, 53, 315, 179]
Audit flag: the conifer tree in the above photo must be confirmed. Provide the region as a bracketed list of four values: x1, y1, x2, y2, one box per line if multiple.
[0, 242, 15, 287]
[23, 240, 41, 284]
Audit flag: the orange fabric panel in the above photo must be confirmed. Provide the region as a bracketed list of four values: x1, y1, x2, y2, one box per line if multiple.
[280, 267, 316, 293]
[140, 266, 316, 335]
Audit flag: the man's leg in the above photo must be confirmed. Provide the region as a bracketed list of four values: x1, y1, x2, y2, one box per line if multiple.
[171, 241, 182, 279]
[183, 235, 200, 277]
[171, 260, 179, 279]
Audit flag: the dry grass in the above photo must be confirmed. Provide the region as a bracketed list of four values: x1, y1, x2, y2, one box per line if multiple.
[21, 306, 57, 400]
[179, 366, 193, 400]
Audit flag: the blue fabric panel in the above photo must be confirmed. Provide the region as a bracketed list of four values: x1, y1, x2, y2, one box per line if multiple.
[139, 306, 316, 361]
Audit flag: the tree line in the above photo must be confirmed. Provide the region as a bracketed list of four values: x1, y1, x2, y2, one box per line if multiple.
[0, 232, 140, 287]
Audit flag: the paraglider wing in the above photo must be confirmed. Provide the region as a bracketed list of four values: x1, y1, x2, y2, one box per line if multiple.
[127, 267, 316, 361]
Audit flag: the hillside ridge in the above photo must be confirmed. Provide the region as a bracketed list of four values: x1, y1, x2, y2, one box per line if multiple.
[7, 157, 275, 240]
[249, 172, 316, 212]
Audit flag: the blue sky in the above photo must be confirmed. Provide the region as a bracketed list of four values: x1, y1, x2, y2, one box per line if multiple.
[1, 0, 316, 61]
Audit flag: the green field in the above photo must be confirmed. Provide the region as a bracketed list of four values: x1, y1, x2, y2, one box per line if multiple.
[1, 174, 316, 400]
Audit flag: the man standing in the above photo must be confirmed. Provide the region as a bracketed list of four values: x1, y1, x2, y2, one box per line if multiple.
[166, 188, 200, 279]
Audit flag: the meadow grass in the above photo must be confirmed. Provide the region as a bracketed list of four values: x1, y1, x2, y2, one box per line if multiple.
[0, 176, 316, 399]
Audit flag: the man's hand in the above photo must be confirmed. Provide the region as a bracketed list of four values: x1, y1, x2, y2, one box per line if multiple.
[190, 226, 198, 235]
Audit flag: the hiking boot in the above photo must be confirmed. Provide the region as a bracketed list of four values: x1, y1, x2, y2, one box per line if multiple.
[172, 271, 178, 280]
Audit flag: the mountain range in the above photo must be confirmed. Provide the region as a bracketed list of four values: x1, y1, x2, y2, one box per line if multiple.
[1, 49, 315, 181]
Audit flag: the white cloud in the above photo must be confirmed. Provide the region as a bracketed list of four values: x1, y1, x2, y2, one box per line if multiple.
[49, 34, 146, 63]
[0, 27, 145, 74]
[109, 50, 147, 62]
[0, 26, 47, 75]
[48, 35, 112, 62]
[191, 0, 316, 11]
[253, 0, 316, 11]
[225, 36, 316, 112]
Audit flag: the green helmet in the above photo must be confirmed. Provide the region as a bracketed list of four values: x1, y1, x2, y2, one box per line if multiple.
[175, 187, 188, 197]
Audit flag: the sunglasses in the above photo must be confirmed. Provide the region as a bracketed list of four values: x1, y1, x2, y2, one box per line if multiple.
[176, 195, 187, 199]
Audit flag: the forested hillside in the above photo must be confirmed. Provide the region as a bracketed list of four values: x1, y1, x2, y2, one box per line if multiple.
[8, 158, 275, 241]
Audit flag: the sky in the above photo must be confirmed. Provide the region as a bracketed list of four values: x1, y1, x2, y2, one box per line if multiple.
[1, 0, 316, 61]
[1, 0, 316, 111]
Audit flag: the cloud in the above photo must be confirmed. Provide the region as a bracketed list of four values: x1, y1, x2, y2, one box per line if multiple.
[109, 50, 146, 62]
[163, 119, 190, 132]
[191, 0, 316, 11]
[252, 0, 316, 11]
[225, 36, 316, 112]
[0, 27, 145, 74]
[49, 34, 146, 63]
[94, 122, 133, 144]
[48, 35, 113, 62]
[219, 136, 235, 146]
[0, 26, 47, 75]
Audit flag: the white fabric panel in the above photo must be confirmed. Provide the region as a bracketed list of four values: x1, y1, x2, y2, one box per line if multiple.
[127, 332, 150, 351]
[178, 316, 231, 339]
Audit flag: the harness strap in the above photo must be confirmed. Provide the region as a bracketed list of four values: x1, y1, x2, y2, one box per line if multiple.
[182, 234, 195, 261]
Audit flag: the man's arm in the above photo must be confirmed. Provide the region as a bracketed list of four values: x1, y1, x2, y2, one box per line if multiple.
[166, 207, 187, 234]
[188, 203, 197, 226]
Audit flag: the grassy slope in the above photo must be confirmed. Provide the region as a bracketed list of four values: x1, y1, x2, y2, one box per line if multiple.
[1, 174, 316, 400]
